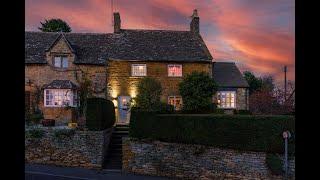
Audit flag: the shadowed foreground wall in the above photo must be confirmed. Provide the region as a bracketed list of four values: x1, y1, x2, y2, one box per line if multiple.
[122, 138, 295, 179]
[25, 128, 112, 169]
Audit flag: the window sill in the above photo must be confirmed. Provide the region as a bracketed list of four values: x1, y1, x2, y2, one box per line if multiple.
[217, 107, 236, 110]
[44, 106, 76, 108]
[129, 76, 146, 78]
[51, 67, 69, 71]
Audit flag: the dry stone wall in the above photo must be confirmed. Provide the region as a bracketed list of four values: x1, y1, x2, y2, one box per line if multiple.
[25, 127, 112, 169]
[122, 138, 295, 179]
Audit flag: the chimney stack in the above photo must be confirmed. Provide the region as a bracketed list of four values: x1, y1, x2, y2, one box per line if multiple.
[113, 12, 121, 33]
[190, 9, 199, 34]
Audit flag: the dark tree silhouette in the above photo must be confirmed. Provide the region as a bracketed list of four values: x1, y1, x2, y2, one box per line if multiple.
[243, 71, 262, 95]
[38, 18, 72, 32]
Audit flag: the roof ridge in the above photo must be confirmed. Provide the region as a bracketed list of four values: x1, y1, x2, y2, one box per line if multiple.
[214, 61, 235, 64]
[25, 31, 113, 35]
[121, 29, 190, 33]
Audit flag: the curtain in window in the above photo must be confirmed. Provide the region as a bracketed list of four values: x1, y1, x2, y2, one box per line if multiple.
[168, 65, 182, 77]
[217, 91, 236, 108]
[132, 64, 146, 76]
[45, 89, 77, 107]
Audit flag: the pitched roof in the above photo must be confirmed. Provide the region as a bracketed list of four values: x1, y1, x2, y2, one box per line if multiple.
[212, 62, 249, 88]
[25, 30, 212, 65]
[110, 29, 212, 62]
[25, 32, 113, 65]
[43, 80, 78, 89]
[46, 33, 75, 53]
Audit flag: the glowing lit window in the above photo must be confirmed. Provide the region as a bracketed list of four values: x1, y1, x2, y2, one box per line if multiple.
[168, 96, 183, 111]
[131, 64, 147, 76]
[44, 89, 78, 107]
[217, 91, 236, 109]
[54, 56, 68, 68]
[168, 64, 182, 77]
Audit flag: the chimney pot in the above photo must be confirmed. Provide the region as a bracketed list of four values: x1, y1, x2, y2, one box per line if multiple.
[190, 9, 199, 34]
[114, 12, 121, 33]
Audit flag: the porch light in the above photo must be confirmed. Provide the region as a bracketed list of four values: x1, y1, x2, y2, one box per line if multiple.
[111, 89, 118, 99]
[112, 99, 118, 108]
[130, 89, 137, 98]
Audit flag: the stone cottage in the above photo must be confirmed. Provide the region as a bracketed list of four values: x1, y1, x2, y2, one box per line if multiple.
[25, 10, 249, 124]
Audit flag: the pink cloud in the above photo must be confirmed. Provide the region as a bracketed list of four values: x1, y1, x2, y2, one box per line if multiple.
[25, 0, 295, 83]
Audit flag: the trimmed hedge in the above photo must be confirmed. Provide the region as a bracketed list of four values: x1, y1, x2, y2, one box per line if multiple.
[86, 98, 115, 131]
[130, 111, 295, 154]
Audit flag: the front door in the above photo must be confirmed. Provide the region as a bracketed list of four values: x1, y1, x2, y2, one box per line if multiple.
[117, 96, 131, 124]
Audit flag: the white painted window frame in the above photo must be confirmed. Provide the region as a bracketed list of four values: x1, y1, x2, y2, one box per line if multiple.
[44, 89, 77, 107]
[167, 64, 183, 77]
[217, 91, 236, 109]
[53, 56, 68, 68]
[131, 64, 147, 77]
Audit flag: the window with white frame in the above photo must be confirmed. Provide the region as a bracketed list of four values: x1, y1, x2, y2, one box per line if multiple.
[54, 56, 68, 68]
[217, 91, 236, 109]
[131, 64, 147, 76]
[168, 64, 182, 77]
[44, 89, 78, 107]
[168, 96, 183, 110]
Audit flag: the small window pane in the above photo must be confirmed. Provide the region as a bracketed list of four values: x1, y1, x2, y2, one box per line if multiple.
[132, 64, 146, 76]
[168, 96, 182, 111]
[44, 89, 78, 107]
[62, 57, 68, 68]
[54, 57, 61, 67]
[168, 65, 182, 77]
[216, 91, 236, 109]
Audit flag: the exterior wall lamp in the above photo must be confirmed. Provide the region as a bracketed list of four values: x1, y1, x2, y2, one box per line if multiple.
[112, 98, 118, 108]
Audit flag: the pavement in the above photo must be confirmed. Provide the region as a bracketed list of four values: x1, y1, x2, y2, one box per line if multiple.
[25, 164, 169, 180]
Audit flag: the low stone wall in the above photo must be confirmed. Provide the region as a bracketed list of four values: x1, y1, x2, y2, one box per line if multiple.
[25, 127, 112, 169]
[122, 138, 295, 179]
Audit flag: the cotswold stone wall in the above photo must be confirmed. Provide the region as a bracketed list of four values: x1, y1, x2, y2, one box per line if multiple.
[122, 138, 295, 180]
[107, 60, 212, 102]
[25, 128, 112, 169]
[236, 88, 249, 110]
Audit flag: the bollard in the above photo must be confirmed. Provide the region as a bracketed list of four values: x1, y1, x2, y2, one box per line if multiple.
[283, 131, 291, 179]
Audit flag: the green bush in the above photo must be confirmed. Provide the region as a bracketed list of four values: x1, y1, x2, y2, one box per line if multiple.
[136, 77, 162, 111]
[130, 111, 295, 153]
[30, 113, 44, 124]
[266, 153, 283, 175]
[158, 102, 175, 114]
[213, 109, 225, 114]
[86, 98, 115, 131]
[54, 129, 75, 139]
[233, 109, 252, 115]
[179, 71, 217, 112]
[26, 128, 45, 139]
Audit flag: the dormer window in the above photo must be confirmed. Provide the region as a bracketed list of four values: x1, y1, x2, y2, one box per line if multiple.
[54, 56, 68, 68]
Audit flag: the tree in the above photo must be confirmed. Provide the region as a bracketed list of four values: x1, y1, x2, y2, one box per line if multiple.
[136, 77, 162, 111]
[243, 71, 262, 95]
[249, 89, 281, 115]
[261, 75, 275, 93]
[38, 18, 72, 32]
[179, 71, 217, 112]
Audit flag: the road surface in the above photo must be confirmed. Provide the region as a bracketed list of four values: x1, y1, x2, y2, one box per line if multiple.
[25, 164, 169, 180]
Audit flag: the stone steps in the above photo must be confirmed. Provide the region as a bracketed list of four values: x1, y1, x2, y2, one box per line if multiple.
[103, 124, 129, 170]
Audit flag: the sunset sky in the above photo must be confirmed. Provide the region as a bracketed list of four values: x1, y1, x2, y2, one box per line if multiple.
[25, 0, 295, 84]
